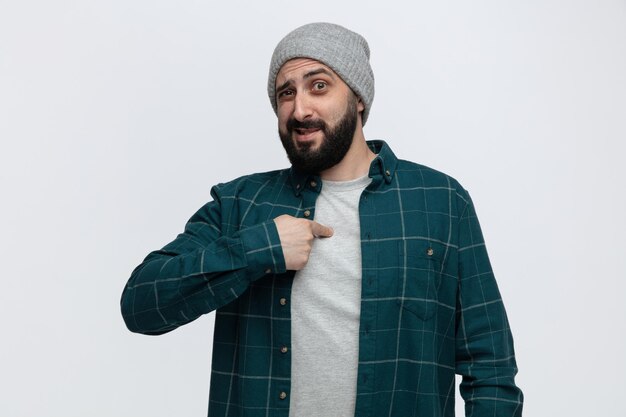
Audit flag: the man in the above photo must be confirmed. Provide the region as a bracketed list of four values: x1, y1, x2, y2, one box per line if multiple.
[121, 22, 523, 417]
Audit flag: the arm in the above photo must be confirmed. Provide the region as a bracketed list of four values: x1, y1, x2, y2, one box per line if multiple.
[120, 186, 286, 335]
[455, 191, 524, 416]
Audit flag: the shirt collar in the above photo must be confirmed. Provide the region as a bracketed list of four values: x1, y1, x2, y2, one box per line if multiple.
[366, 140, 398, 185]
[289, 140, 398, 196]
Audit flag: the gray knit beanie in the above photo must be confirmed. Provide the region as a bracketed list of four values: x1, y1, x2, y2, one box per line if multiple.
[268, 22, 375, 125]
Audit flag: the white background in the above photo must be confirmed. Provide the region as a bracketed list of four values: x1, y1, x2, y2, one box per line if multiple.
[1, 1, 625, 416]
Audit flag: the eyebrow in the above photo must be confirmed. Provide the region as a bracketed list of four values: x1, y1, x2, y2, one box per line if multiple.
[275, 67, 336, 96]
[303, 67, 336, 80]
[275, 80, 292, 95]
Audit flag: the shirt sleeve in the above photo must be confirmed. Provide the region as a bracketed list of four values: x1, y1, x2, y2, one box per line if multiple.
[454, 190, 524, 416]
[120, 185, 286, 335]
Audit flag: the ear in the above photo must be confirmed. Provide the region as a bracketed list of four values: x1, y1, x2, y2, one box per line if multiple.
[357, 97, 365, 113]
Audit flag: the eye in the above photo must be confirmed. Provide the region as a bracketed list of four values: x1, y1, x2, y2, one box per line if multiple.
[312, 81, 327, 91]
[277, 89, 294, 99]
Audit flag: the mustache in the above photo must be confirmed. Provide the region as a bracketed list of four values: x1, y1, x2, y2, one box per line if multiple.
[286, 118, 327, 133]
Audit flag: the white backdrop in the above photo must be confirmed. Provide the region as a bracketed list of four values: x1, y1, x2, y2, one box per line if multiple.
[1, 1, 625, 416]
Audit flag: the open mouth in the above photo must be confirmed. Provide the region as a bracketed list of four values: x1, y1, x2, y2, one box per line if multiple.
[294, 128, 320, 135]
[293, 128, 321, 142]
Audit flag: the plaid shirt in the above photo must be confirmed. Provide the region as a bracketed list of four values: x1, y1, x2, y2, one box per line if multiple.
[121, 140, 523, 417]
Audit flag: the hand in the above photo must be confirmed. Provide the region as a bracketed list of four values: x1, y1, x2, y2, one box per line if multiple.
[273, 214, 333, 270]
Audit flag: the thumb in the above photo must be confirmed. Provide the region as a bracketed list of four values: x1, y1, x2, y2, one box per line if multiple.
[311, 221, 334, 238]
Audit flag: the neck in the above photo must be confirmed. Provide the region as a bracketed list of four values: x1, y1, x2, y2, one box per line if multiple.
[319, 124, 375, 181]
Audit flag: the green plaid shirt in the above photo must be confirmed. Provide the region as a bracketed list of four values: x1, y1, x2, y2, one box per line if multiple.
[121, 140, 523, 417]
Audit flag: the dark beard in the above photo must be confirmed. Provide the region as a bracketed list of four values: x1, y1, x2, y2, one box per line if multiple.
[278, 96, 358, 175]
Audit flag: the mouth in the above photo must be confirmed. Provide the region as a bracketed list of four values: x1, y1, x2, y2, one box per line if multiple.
[293, 127, 321, 142]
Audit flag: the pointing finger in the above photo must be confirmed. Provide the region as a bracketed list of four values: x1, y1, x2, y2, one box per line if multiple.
[311, 221, 334, 238]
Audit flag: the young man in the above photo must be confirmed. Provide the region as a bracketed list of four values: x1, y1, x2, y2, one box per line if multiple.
[121, 22, 523, 417]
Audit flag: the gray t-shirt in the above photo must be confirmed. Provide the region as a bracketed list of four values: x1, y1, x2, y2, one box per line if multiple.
[289, 175, 372, 417]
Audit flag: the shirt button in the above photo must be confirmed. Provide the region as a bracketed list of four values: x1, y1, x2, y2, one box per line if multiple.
[310, 180, 317, 188]
[427, 248, 434, 256]
[280, 346, 288, 354]
[265, 268, 272, 274]
[303, 210, 311, 218]
[296, 184, 301, 190]
[385, 170, 391, 177]
[279, 298, 287, 306]
[279, 391, 287, 400]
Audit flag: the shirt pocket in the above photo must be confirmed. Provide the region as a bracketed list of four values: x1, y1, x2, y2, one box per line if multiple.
[396, 239, 444, 321]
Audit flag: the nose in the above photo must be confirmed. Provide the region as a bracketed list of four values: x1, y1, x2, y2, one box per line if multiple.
[292, 92, 314, 122]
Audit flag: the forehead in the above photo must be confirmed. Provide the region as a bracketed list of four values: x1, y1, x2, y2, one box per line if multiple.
[275, 58, 337, 84]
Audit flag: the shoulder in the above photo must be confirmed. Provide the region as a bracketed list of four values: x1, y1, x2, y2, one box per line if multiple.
[395, 158, 471, 206]
[374, 139, 469, 201]
[210, 168, 291, 199]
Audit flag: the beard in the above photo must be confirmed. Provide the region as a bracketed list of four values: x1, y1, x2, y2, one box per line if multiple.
[278, 95, 358, 175]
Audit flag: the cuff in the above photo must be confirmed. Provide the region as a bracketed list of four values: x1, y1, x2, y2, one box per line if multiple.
[238, 220, 286, 280]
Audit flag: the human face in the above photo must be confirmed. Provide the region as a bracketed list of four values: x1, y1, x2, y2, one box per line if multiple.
[275, 58, 364, 174]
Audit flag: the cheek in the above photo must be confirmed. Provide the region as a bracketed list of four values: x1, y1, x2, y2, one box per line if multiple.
[277, 116, 288, 134]
[328, 105, 347, 125]
[277, 106, 290, 130]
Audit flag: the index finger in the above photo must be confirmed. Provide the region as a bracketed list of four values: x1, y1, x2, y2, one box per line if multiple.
[310, 221, 334, 238]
